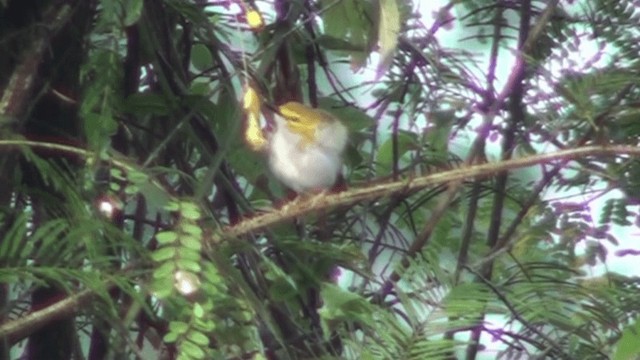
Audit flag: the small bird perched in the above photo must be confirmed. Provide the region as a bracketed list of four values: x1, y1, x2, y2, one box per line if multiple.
[268, 102, 348, 193]
[242, 88, 348, 193]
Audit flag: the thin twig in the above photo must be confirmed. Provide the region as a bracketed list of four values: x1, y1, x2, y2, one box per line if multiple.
[465, 265, 573, 360]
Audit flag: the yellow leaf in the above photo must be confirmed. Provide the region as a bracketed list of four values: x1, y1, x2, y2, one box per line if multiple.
[245, 8, 264, 31]
[377, 0, 400, 77]
[243, 86, 267, 151]
[243, 85, 261, 114]
[245, 114, 267, 151]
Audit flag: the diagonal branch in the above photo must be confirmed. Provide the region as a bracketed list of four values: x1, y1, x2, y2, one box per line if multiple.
[0, 289, 95, 344]
[221, 145, 640, 241]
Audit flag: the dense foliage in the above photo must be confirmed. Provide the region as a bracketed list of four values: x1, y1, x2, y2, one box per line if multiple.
[1, 0, 640, 359]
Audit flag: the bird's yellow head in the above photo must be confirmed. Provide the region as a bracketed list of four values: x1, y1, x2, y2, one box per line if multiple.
[278, 102, 339, 146]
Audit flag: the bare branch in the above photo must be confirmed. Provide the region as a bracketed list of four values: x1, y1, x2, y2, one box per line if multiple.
[0, 289, 95, 344]
[222, 145, 640, 240]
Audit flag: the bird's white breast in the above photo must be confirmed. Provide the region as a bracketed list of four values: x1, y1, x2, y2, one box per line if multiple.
[268, 115, 347, 192]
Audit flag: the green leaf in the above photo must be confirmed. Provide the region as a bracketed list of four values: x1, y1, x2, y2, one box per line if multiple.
[165, 201, 181, 212]
[268, 278, 299, 301]
[127, 169, 148, 184]
[193, 302, 205, 319]
[227, 147, 267, 185]
[151, 246, 176, 262]
[319, 283, 376, 328]
[376, 130, 420, 174]
[202, 264, 222, 285]
[110, 168, 125, 180]
[181, 340, 206, 359]
[425, 110, 455, 153]
[156, 231, 179, 245]
[176, 353, 192, 360]
[180, 202, 201, 221]
[442, 283, 494, 317]
[376, 0, 401, 76]
[176, 247, 201, 262]
[195, 318, 216, 332]
[614, 320, 640, 360]
[153, 261, 177, 280]
[31, 219, 72, 264]
[163, 331, 179, 343]
[320, 0, 375, 69]
[84, 113, 118, 150]
[318, 97, 375, 131]
[124, 184, 139, 195]
[177, 258, 202, 273]
[180, 235, 202, 251]
[191, 44, 213, 72]
[181, 223, 203, 237]
[123, 0, 143, 26]
[187, 330, 209, 346]
[169, 321, 190, 336]
[0, 213, 29, 263]
[138, 181, 171, 213]
[189, 80, 210, 96]
[152, 277, 175, 298]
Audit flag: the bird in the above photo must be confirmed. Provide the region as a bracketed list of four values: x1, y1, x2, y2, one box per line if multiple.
[267, 101, 348, 193]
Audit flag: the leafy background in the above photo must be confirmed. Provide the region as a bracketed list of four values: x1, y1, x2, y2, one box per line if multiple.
[0, 0, 640, 359]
